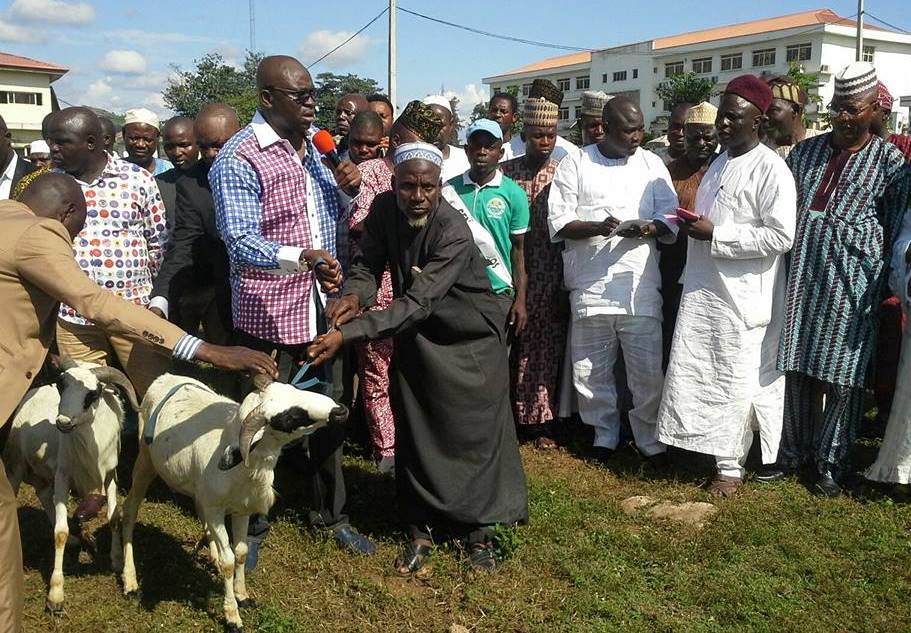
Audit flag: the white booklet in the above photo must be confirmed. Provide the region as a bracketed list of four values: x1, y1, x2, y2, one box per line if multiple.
[606, 219, 652, 239]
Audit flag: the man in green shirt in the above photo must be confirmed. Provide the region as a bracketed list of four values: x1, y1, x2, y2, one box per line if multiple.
[441, 119, 530, 336]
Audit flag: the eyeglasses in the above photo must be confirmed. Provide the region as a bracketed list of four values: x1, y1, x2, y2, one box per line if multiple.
[266, 86, 316, 105]
[827, 100, 875, 117]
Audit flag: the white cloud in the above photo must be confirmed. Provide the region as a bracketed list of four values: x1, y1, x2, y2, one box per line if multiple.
[9, 0, 95, 25]
[0, 21, 40, 42]
[444, 83, 490, 125]
[106, 29, 220, 46]
[301, 30, 371, 68]
[85, 78, 112, 101]
[99, 50, 147, 75]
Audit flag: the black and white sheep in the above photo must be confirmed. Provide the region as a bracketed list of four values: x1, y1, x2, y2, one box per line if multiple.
[118, 372, 348, 632]
[2, 360, 138, 612]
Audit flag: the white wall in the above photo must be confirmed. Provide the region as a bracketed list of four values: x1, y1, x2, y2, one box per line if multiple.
[0, 69, 55, 147]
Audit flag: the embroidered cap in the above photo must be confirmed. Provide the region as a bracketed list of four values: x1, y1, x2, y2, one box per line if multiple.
[421, 95, 452, 113]
[833, 62, 878, 97]
[123, 107, 160, 130]
[529, 78, 564, 106]
[684, 101, 718, 126]
[767, 77, 808, 106]
[396, 100, 444, 143]
[523, 97, 558, 127]
[393, 142, 444, 168]
[580, 90, 611, 117]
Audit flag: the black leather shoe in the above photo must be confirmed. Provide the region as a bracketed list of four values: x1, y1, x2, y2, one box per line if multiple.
[813, 472, 842, 498]
[754, 466, 794, 483]
[591, 446, 615, 465]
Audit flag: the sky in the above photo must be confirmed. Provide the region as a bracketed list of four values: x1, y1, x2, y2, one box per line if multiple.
[0, 0, 908, 123]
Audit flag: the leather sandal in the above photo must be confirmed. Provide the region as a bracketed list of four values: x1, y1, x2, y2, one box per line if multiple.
[533, 436, 558, 450]
[394, 540, 431, 576]
[707, 474, 742, 498]
[466, 542, 497, 573]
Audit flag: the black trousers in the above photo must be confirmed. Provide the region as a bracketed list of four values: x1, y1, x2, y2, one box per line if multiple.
[234, 328, 349, 532]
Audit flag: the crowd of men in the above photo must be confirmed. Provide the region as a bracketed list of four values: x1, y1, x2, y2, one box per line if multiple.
[1, 51, 911, 629]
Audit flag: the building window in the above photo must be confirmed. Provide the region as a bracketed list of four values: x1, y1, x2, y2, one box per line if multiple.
[557, 78, 570, 91]
[863, 45, 875, 62]
[602, 73, 607, 83]
[522, 83, 530, 96]
[576, 76, 589, 90]
[720, 53, 743, 72]
[574, 105, 581, 119]
[665, 62, 684, 77]
[786, 43, 812, 62]
[662, 100, 672, 112]
[0, 91, 43, 105]
[558, 106, 569, 121]
[752, 48, 776, 67]
[613, 70, 627, 82]
[632, 68, 638, 79]
[692, 57, 713, 74]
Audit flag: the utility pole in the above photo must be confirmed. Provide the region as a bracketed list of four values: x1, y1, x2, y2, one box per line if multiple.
[249, 0, 256, 51]
[388, 0, 397, 108]
[855, 0, 864, 61]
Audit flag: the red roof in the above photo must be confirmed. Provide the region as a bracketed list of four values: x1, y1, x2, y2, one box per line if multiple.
[0, 52, 68, 75]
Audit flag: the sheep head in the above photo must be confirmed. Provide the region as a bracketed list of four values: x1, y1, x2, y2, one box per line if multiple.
[55, 363, 138, 433]
[237, 381, 349, 464]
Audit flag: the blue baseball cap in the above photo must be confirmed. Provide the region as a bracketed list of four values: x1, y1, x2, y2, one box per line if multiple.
[466, 118, 503, 141]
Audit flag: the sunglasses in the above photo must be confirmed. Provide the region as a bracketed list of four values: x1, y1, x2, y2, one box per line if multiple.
[266, 86, 316, 105]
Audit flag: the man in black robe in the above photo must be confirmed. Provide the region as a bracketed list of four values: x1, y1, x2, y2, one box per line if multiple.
[308, 142, 528, 574]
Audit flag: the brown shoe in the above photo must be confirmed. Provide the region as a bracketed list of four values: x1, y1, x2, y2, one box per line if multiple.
[707, 475, 742, 498]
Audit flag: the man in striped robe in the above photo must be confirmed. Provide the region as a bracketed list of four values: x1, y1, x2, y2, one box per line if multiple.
[771, 62, 911, 497]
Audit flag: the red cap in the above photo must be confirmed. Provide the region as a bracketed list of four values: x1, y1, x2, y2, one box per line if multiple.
[725, 75, 773, 114]
[312, 129, 336, 155]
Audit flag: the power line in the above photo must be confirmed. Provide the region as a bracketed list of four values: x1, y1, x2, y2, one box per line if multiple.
[397, 6, 592, 52]
[307, 7, 389, 68]
[865, 12, 911, 36]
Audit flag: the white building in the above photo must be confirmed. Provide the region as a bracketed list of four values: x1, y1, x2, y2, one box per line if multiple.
[484, 9, 911, 136]
[0, 52, 67, 150]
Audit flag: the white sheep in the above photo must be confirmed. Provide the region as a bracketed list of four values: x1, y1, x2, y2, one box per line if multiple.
[2, 360, 138, 612]
[118, 372, 348, 632]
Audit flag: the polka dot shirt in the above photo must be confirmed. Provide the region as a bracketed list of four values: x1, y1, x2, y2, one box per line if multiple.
[59, 157, 168, 325]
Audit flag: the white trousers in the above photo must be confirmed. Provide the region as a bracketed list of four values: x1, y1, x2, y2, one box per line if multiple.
[715, 427, 754, 479]
[571, 314, 665, 456]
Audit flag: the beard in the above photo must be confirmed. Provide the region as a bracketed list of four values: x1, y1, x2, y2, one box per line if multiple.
[407, 215, 429, 229]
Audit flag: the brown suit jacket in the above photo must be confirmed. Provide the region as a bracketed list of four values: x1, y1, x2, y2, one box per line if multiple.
[0, 200, 187, 425]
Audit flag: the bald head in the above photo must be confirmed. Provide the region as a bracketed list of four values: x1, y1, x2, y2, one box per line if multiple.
[47, 107, 106, 177]
[196, 103, 241, 167]
[18, 172, 87, 239]
[99, 116, 116, 153]
[255, 55, 315, 140]
[601, 96, 644, 158]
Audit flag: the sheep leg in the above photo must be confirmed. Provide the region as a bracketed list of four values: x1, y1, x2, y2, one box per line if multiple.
[120, 446, 156, 596]
[205, 512, 243, 631]
[36, 484, 55, 525]
[46, 472, 69, 613]
[231, 514, 252, 608]
[105, 476, 123, 572]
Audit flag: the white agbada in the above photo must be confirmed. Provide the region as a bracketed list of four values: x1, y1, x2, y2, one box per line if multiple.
[656, 142, 796, 463]
[503, 134, 578, 163]
[865, 210, 911, 484]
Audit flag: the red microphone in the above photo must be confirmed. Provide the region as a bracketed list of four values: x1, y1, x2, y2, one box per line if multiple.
[312, 129, 341, 169]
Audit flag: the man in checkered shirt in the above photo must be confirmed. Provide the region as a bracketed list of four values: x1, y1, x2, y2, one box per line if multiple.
[210, 55, 375, 562]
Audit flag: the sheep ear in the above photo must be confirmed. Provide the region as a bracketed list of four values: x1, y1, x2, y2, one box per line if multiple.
[218, 445, 243, 471]
[238, 406, 268, 463]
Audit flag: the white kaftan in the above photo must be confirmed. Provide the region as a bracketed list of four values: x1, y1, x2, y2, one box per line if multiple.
[865, 210, 911, 484]
[656, 143, 796, 464]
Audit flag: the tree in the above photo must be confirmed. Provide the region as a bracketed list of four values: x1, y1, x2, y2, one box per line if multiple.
[313, 72, 382, 132]
[163, 51, 263, 121]
[784, 62, 823, 127]
[656, 72, 716, 110]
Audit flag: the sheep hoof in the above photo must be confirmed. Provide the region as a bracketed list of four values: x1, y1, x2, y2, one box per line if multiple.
[237, 598, 256, 609]
[223, 622, 242, 633]
[45, 599, 64, 615]
[125, 589, 142, 604]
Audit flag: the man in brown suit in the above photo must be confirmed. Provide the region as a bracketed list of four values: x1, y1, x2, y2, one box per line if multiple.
[0, 172, 279, 633]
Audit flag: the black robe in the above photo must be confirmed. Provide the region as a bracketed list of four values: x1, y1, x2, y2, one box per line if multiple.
[339, 192, 528, 529]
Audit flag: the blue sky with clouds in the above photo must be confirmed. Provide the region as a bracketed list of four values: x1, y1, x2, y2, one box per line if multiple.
[0, 0, 907, 121]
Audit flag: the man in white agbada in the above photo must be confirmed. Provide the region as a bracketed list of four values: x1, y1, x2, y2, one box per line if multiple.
[421, 95, 470, 182]
[548, 96, 678, 463]
[656, 75, 796, 497]
[866, 211, 911, 485]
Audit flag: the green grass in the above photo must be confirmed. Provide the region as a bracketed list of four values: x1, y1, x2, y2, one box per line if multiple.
[17, 441, 911, 633]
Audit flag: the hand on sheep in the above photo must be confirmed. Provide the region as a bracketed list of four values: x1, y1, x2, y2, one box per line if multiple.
[194, 343, 279, 377]
[325, 295, 360, 328]
[302, 250, 343, 294]
[307, 330, 344, 366]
